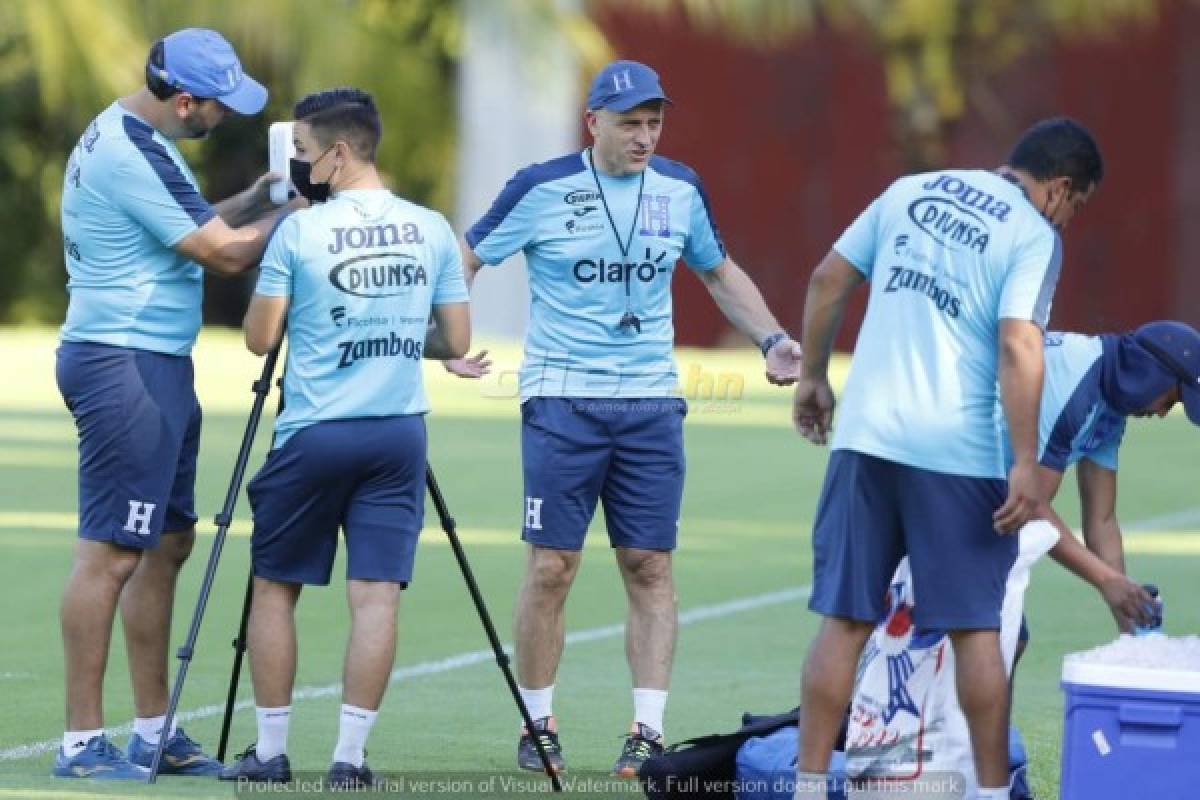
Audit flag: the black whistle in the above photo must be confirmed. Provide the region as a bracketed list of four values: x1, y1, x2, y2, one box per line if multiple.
[618, 311, 642, 334]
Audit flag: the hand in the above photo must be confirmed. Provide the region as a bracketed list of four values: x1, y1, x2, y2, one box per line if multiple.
[792, 374, 835, 445]
[994, 459, 1041, 534]
[765, 338, 803, 386]
[443, 349, 492, 379]
[1098, 574, 1155, 634]
[249, 170, 282, 207]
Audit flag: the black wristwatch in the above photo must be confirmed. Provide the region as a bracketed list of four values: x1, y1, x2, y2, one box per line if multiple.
[759, 331, 787, 357]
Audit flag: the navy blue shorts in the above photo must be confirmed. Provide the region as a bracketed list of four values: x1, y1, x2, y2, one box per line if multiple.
[247, 416, 426, 586]
[808, 449, 1016, 630]
[521, 397, 686, 551]
[56, 342, 201, 550]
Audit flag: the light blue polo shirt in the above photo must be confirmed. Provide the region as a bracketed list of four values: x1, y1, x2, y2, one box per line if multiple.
[466, 151, 726, 400]
[60, 101, 215, 355]
[831, 169, 1062, 479]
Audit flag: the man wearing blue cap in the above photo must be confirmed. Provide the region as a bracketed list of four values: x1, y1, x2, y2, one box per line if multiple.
[54, 28, 288, 779]
[458, 60, 803, 776]
[1011, 320, 1200, 634]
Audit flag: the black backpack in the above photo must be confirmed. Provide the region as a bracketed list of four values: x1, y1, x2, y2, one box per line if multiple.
[638, 709, 847, 799]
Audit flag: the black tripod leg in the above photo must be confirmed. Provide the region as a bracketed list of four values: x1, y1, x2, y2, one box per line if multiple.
[425, 466, 563, 792]
[146, 343, 281, 782]
[217, 572, 254, 761]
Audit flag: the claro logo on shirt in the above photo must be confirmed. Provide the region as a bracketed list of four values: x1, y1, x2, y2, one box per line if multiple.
[573, 247, 671, 284]
[329, 254, 428, 298]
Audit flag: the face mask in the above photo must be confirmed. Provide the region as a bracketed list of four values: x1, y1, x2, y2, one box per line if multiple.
[290, 152, 332, 203]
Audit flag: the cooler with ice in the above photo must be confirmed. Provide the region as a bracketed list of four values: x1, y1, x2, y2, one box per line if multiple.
[1060, 635, 1200, 800]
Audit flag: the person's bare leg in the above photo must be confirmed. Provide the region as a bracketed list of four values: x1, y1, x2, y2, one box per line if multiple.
[247, 578, 302, 708]
[797, 616, 874, 774]
[341, 580, 401, 709]
[118, 528, 195, 719]
[949, 628, 1010, 790]
[513, 545, 583, 691]
[62, 540, 142, 730]
[615, 548, 676, 691]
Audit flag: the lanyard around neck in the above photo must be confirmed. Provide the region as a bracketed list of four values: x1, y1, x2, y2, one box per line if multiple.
[587, 148, 646, 270]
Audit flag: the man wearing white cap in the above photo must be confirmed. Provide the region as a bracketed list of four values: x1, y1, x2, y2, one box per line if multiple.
[54, 28, 289, 779]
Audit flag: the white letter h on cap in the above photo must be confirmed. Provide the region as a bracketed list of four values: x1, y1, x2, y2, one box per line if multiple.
[612, 70, 633, 92]
[124, 501, 156, 536]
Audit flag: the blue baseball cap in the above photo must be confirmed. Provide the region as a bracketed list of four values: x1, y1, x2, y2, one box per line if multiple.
[151, 28, 267, 115]
[586, 60, 671, 112]
[1133, 320, 1200, 424]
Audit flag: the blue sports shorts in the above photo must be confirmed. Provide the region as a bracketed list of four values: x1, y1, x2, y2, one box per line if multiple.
[520, 397, 686, 552]
[56, 342, 200, 549]
[808, 449, 1017, 630]
[247, 415, 426, 586]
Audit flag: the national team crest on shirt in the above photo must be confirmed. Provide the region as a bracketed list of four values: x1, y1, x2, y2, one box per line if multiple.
[639, 194, 670, 237]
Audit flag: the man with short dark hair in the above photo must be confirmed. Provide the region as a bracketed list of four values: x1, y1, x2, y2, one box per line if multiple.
[790, 117, 1103, 800]
[54, 27, 286, 780]
[458, 60, 803, 777]
[218, 88, 470, 788]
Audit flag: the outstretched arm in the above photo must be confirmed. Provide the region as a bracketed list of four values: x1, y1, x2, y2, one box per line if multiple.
[696, 257, 803, 385]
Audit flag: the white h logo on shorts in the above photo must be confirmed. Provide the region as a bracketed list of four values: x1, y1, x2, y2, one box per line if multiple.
[612, 70, 633, 92]
[123, 501, 157, 536]
[525, 497, 544, 531]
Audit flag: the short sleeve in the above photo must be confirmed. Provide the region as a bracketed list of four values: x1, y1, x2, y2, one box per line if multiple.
[999, 225, 1062, 329]
[113, 117, 215, 247]
[464, 167, 542, 265]
[681, 178, 725, 271]
[254, 214, 297, 297]
[432, 216, 469, 305]
[1081, 415, 1126, 472]
[832, 196, 883, 278]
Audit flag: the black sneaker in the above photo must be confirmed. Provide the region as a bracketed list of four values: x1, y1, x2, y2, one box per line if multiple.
[517, 716, 566, 773]
[613, 723, 664, 778]
[218, 744, 291, 783]
[327, 759, 375, 789]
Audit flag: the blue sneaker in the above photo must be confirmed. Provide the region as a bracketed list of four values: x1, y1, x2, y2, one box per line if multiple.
[52, 735, 150, 780]
[127, 727, 222, 776]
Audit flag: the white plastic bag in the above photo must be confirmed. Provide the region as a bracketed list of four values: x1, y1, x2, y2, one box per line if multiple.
[843, 519, 1059, 799]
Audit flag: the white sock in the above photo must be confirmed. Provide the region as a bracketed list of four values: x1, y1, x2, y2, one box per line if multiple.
[632, 688, 668, 738]
[793, 771, 828, 800]
[133, 714, 177, 745]
[255, 706, 291, 762]
[518, 685, 554, 726]
[332, 704, 378, 768]
[976, 788, 1009, 800]
[62, 729, 104, 758]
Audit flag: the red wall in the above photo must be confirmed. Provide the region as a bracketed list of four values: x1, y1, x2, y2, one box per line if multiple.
[595, 3, 1196, 347]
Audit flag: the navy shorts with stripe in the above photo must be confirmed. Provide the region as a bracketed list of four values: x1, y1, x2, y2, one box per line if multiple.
[56, 341, 200, 550]
[521, 397, 686, 551]
[248, 416, 426, 586]
[808, 449, 1017, 630]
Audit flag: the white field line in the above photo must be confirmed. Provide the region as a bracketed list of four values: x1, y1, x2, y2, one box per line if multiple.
[0, 587, 810, 762]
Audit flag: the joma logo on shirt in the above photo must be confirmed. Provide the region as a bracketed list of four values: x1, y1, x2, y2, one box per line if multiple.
[329, 254, 428, 298]
[328, 223, 424, 254]
[884, 266, 962, 318]
[921, 174, 1013, 222]
[336, 332, 423, 368]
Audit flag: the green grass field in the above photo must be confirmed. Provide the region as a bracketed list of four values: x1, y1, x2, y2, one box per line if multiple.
[0, 328, 1197, 799]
